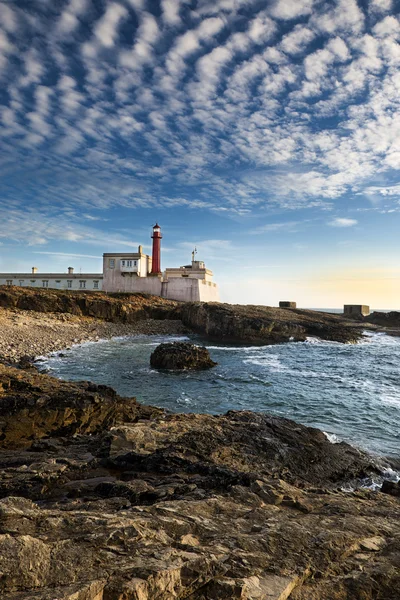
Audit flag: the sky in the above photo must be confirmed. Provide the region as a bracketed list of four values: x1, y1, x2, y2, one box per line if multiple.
[1, 0, 400, 308]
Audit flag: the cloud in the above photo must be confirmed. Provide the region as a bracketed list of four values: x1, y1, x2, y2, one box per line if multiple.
[329, 218, 358, 227]
[370, 0, 393, 12]
[56, 0, 89, 36]
[254, 221, 306, 233]
[119, 10, 159, 68]
[34, 252, 101, 259]
[161, 0, 182, 26]
[280, 25, 315, 55]
[0, 4, 17, 33]
[270, 0, 314, 20]
[1, 0, 400, 236]
[94, 2, 128, 47]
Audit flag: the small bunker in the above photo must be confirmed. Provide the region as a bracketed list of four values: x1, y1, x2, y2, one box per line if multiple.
[343, 305, 370, 317]
[279, 301, 297, 309]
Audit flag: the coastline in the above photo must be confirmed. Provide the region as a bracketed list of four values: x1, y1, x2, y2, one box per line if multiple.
[0, 306, 187, 363]
[1, 295, 400, 598]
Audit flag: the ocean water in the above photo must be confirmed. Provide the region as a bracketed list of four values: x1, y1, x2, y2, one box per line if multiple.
[40, 331, 400, 459]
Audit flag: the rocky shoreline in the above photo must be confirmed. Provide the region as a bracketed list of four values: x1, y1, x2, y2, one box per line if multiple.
[0, 286, 384, 347]
[0, 307, 187, 363]
[0, 287, 400, 599]
[0, 363, 399, 599]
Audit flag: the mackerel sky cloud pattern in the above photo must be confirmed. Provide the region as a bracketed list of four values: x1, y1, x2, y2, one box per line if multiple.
[0, 0, 400, 303]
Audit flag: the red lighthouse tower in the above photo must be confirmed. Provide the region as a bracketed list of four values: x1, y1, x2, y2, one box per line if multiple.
[151, 223, 162, 274]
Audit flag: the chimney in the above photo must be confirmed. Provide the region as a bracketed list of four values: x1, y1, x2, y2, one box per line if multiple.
[68, 267, 74, 275]
[138, 245, 143, 254]
[32, 267, 37, 274]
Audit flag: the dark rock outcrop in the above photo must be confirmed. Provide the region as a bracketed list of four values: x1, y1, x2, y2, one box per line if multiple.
[0, 364, 161, 449]
[381, 479, 400, 497]
[150, 342, 217, 370]
[366, 311, 400, 328]
[180, 302, 367, 345]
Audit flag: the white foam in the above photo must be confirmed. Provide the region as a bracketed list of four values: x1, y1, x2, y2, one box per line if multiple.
[206, 345, 271, 352]
[324, 432, 341, 444]
[379, 391, 400, 408]
[359, 331, 400, 346]
[243, 355, 285, 372]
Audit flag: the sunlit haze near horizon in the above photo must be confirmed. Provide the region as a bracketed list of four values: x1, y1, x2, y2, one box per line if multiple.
[1, 0, 400, 307]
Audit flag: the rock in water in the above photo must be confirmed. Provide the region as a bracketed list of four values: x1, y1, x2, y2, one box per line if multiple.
[150, 342, 217, 370]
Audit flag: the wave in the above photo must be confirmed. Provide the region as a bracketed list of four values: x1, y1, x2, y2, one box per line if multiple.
[323, 431, 341, 444]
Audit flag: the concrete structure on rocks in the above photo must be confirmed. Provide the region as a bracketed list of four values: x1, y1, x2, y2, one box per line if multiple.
[344, 305, 370, 317]
[0, 224, 220, 303]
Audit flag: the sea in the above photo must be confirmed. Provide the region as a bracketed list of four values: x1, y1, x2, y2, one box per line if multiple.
[39, 324, 400, 462]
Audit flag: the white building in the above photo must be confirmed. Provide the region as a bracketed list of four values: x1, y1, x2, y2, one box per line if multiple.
[0, 225, 220, 303]
[102, 250, 219, 302]
[0, 267, 102, 291]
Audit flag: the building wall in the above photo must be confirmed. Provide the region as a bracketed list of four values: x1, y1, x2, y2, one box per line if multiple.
[163, 277, 201, 302]
[163, 278, 220, 302]
[343, 305, 370, 316]
[0, 275, 102, 291]
[102, 269, 163, 295]
[102, 270, 220, 302]
[198, 279, 220, 302]
[165, 267, 214, 282]
[103, 252, 152, 285]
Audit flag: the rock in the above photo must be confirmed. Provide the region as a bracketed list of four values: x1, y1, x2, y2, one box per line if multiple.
[365, 311, 400, 328]
[150, 342, 217, 370]
[381, 479, 400, 497]
[359, 536, 386, 552]
[0, 364, 162, 449]
[250, 480, 284, 505]
[179, 302, 366, 345]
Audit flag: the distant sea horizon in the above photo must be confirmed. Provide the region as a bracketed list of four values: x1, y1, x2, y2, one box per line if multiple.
[307, 308, 396, 314]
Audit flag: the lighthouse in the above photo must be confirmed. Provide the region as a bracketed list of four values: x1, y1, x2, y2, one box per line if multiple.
[151, 223, 162, 274]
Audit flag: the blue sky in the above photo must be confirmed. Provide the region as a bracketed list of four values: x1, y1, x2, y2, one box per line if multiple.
[1, 0, 400, 307]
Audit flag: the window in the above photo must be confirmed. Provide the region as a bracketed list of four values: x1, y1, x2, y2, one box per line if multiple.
[67, 280, 72, 288]
[6, 280, 12, 286]
[93, 280, 99, 289]
[109, 259, 115, 268]
[30, 280, 36, 284]
[42, 280, 49, 288]
[121, 259, 136, 268]
[19, 280, 24, 286]
[79, 280, 86, 289]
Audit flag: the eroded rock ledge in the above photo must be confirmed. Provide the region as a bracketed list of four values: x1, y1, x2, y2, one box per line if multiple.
[0, 363, 399, 599]
[179, 302, 373, 345]
[0, 286, 379, 346]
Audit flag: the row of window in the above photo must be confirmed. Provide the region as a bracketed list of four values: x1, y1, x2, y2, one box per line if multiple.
[5, 280, 99, 289]
[109, 259, 138, 269]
